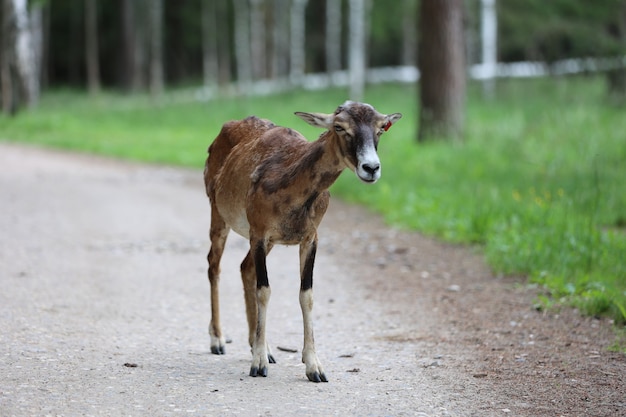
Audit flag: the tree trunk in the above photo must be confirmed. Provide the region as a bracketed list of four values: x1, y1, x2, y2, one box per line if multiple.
[401, 0, 417, 67]
[121, 0, 147, 92]
[2, 0, 40, 111]
[325, 0, 342, 74]
[201, 0, 219, 87]
[85, 0, 101, 95]
[39, 3, 49, 90]
[149, 0, 163, 98]
[270, 0, 289, 79]
[348, 0, 366, 100]
[1, 0, 15, 113]
[250, 0, 266, 80]
[121, 0, 134, 91]
[215, 0, 231, 85]
[132, 0, 146, 92]
[12, 0, 38, 107]
[480, 0, 497, 98]
[418, 0, 466, 141]
[606, 1, 626, 102]
[234, 0, 252, 88]
[289, 0, 308, 85]
[29, 3, 43, 91]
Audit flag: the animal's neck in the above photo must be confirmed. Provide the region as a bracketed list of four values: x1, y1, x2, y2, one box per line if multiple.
[301, 132, 346, 191]
[258, 131, 346, 198]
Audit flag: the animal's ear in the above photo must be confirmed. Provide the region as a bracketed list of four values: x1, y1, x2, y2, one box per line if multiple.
[383, 113, 403, 131]
[294, 112, 334, 129]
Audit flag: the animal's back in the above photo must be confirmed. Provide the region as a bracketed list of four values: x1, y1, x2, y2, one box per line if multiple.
[204, 116, 276, 199]
[205, 115, 313, 239]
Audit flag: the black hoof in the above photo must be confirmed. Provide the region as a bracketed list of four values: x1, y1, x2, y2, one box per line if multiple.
[268, 353, 276, 364]
[250, 366, 268, 377]
[211, 345, 225, 355]
[306, 372, 328, 383]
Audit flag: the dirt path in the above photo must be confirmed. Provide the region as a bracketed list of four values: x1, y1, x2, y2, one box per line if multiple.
[0, 143, 624, 417]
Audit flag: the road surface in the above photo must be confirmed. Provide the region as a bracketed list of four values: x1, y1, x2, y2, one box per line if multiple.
[1, 143, 623, 416]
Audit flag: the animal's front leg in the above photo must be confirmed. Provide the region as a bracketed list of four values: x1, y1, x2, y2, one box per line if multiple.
[250, 239, 271, 377]
[299, 237, 328, 383]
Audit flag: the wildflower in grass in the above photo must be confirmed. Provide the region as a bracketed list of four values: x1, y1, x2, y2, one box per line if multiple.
[535, 196, 544, 207]
[512, 190, 522, 202]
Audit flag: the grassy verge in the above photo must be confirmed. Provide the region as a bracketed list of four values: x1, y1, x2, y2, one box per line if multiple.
[1, 77, 625, 323]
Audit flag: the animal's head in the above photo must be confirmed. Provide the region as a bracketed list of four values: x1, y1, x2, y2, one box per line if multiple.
[295, 101, 402, 183]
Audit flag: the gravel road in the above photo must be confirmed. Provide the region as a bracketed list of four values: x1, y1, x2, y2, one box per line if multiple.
[1, 143, 624, 416]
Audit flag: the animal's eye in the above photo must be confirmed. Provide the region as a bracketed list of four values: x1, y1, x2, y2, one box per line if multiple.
[334, 125, 344, 132]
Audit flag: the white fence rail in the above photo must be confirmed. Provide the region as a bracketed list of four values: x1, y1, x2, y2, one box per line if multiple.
[187, 56, 625, 102]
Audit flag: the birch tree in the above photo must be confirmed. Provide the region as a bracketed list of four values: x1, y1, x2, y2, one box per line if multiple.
[16, 0, 38, 106]
[481, 0, 497, 97]
[1, 0, 40, 111]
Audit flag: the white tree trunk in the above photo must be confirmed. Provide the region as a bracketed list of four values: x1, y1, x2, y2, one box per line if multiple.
[250, 0, 266, 80]
[149, 0, 164, 98]
[289, 0, 308, 84]
[325, 0, 342, 74]
[349, 0, 366, 100]
[234, 0, 252, 88]
[12, 0, 38, 107]
[481, 0, 497, 97]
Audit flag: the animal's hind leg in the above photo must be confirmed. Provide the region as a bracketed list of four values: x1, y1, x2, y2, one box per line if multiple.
[207, 206, 230, 355]
[241, 246, 276, 364]
[249, 238, 275, 377]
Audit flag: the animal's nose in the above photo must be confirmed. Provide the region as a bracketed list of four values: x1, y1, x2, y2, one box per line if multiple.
[362, 162, 380, 176]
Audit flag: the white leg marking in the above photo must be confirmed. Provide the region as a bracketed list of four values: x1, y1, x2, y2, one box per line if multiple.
[250, 286, 271, 377]
[300, 289, 327, 382]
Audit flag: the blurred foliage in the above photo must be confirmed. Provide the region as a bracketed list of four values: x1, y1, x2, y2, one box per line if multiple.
[31, 0, 626, 89]
[498, 0, 626, 62]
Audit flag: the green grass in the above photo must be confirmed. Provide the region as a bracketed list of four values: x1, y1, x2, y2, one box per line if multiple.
[2, 77, 625, 324]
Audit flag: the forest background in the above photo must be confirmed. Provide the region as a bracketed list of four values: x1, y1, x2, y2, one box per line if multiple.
[1, 0, 624, 99]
